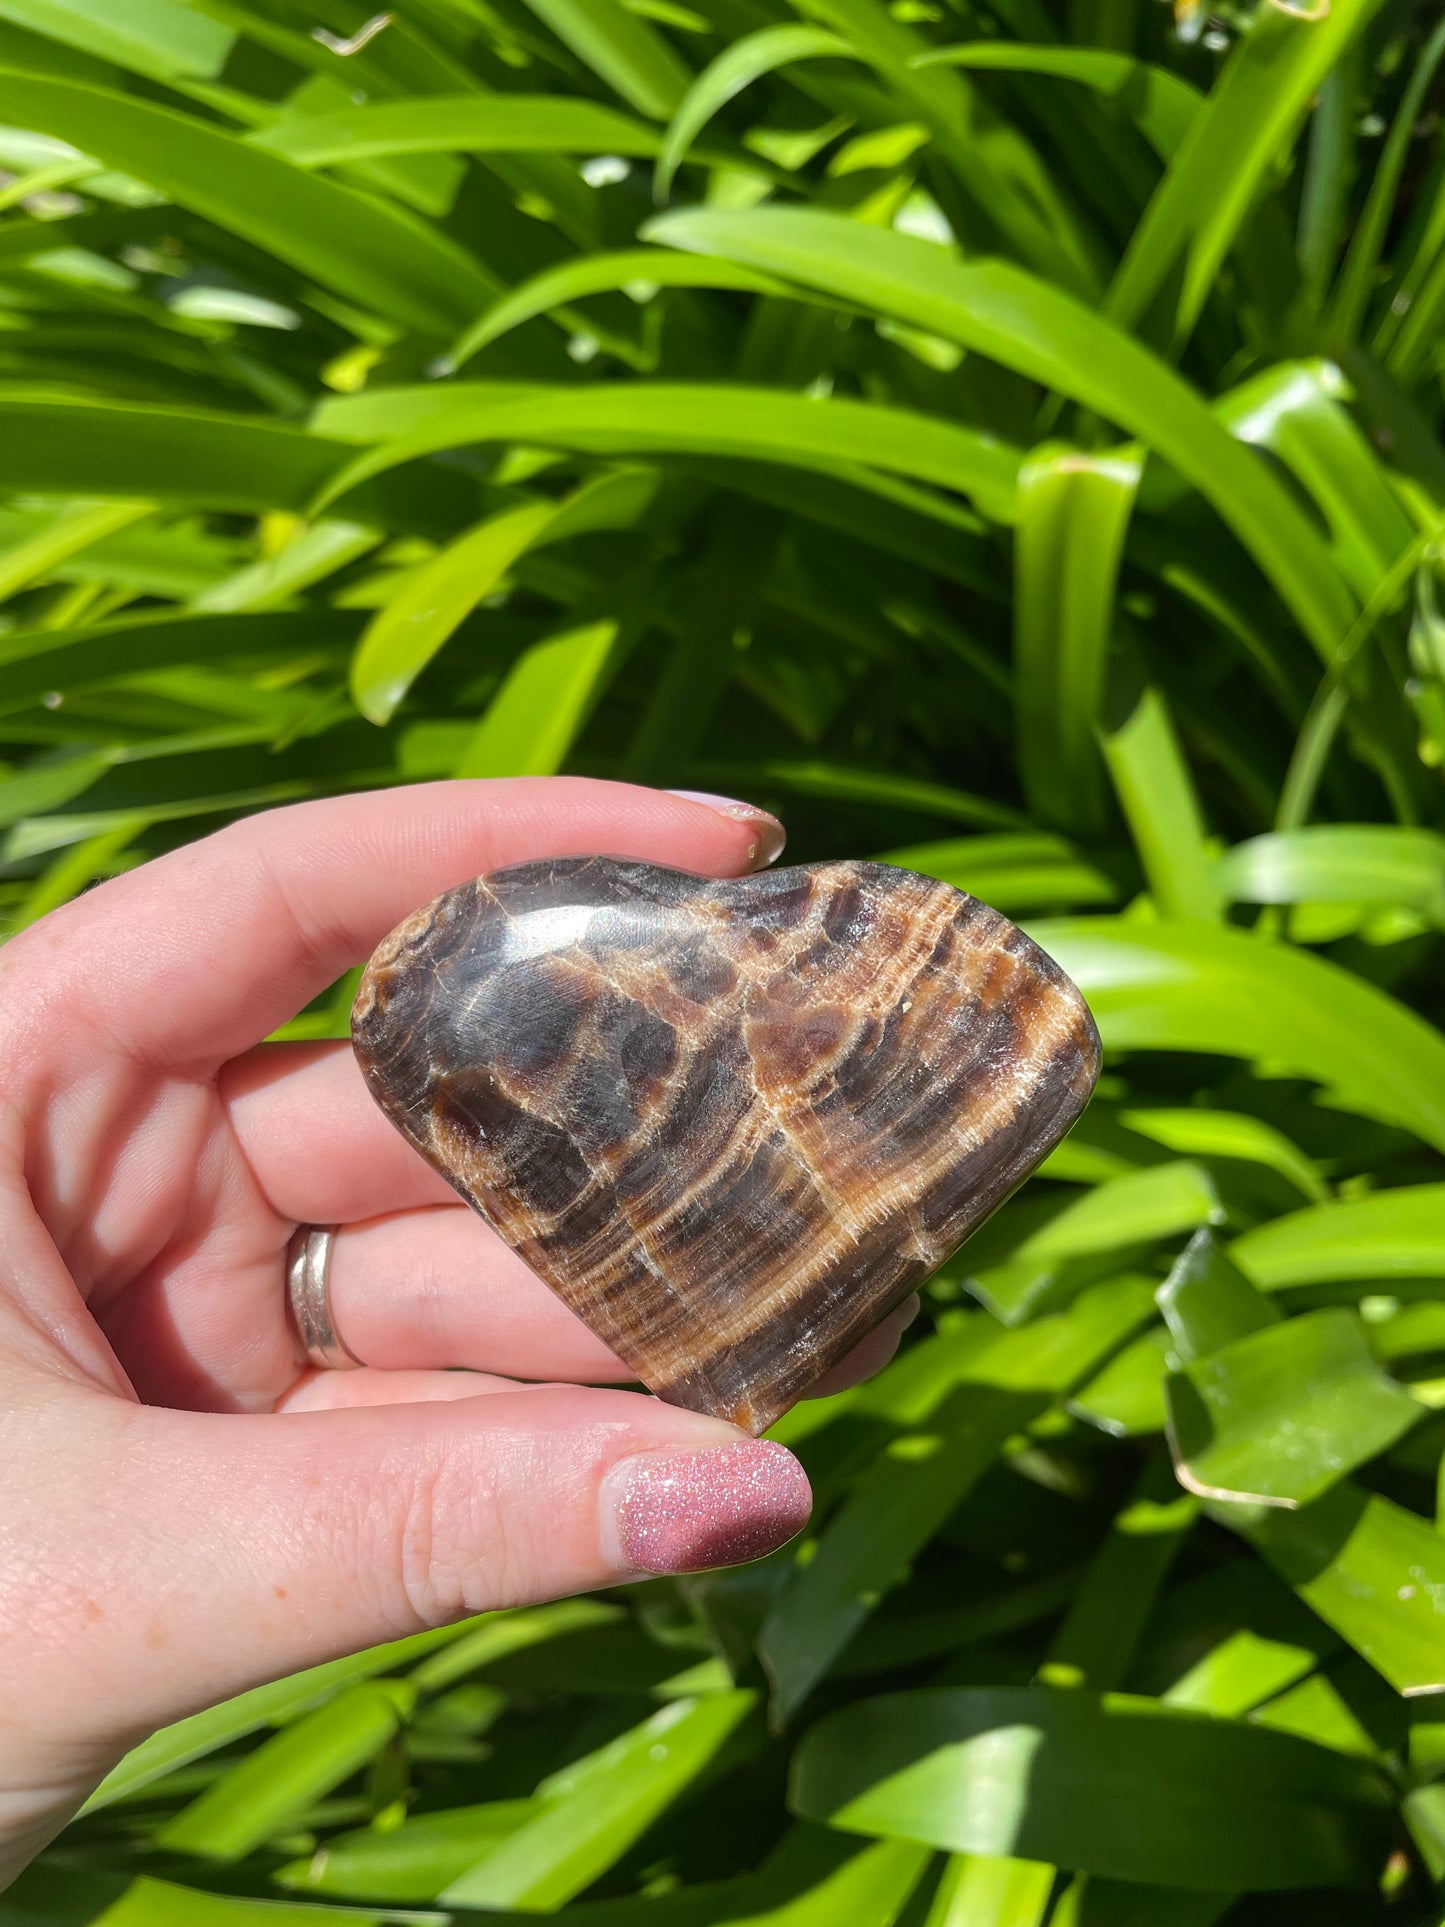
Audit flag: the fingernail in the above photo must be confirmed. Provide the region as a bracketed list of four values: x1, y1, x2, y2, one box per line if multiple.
[603, 1439, 812, 1574]
[666, 790, 786, 868]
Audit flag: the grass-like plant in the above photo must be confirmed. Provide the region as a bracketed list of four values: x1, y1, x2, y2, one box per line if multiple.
[2, 0, 1445, 1918]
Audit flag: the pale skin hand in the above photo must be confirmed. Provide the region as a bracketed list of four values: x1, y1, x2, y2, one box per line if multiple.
[0, 779, 914, 1886]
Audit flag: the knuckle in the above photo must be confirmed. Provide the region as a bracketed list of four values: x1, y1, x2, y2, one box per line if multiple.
[386, 1431, 549, 1624]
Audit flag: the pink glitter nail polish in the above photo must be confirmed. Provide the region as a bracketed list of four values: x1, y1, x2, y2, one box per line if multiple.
[609, 1440, 812, 1574]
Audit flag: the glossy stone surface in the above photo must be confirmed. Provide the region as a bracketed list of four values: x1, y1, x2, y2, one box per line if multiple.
[353, 858, 1100, 1434]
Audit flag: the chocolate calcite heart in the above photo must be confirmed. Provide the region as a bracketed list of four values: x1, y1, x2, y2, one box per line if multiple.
[353, 858, 1100, 1434]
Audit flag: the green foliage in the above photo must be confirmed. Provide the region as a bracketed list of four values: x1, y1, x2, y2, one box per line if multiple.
[1, 0, 1444, 1919]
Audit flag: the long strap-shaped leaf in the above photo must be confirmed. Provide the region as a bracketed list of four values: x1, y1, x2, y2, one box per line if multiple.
[645, 207, 1357, 662]
[1032, 918, 1445, 1154]
[1013, 443, 1139, 837]
[796, 0, 1100, 296]
[312, 382, 1024, 527]
[517, 0, 691, 119]
[1106, 0, 1388, 349]
[450, 251, 797, 368]
[0, 69, 496, 336]
[654, 24, 854, 199]
[1326, 15, 1445, 345]
[350, 468, 657, 723]
[914, 43, 1202, 160]
[250, 94, 673, 168]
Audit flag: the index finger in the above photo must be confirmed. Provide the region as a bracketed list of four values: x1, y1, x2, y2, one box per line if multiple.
[2, 779, 782, 1071]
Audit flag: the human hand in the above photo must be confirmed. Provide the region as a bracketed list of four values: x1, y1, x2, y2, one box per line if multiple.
[0, 779, 917, 1886]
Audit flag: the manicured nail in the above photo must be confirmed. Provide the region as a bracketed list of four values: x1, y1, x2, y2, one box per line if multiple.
[666, 790, 787, 868]
[603, 1439, 812, 1574]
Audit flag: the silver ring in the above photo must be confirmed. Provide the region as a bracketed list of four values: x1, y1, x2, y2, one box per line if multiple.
[286, 1225, 364, 1371]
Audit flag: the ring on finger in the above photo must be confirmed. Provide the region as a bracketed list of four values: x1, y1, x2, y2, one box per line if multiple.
[286, 1224, 365, 1371]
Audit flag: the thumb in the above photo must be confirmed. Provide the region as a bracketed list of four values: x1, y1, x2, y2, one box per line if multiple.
[46, 1385, 811, 1756]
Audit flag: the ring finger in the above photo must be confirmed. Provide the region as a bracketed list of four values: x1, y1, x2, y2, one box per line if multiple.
[322, 1206, 920, 1398]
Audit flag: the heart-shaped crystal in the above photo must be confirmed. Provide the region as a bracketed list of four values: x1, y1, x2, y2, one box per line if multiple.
[353, 858, 1099, 1434]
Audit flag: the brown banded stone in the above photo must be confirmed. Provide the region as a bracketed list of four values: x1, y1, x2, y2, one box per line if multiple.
[352, 858, 1101, 1434]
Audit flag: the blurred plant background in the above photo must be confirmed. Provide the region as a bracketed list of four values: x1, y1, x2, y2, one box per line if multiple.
[2, 0, 1445, 1918]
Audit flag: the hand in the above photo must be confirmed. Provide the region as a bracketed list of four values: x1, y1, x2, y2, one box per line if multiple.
[0, 779, 914, 1886]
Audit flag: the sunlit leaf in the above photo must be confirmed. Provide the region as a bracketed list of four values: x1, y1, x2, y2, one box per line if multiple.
[913, 44, 1201, 160]
[790, 1686, 1391, 1890]
[1231, 1188, 1445, 1292]
[1032, 921, 1445, 1155]
[655, 25, 853, 198]
[0, 71, 497, 335]
[1014, 445, 1139, 836]
[155, 1684, 411, 1860]
[440, 1693, 757, 1907]
[314, 381, 1023, 526]
[1107, 0, 1388, 347]
[1166, 1309, 1421, 1507]
[350, 468, 657, 723]
[645, 207, 1357, 663]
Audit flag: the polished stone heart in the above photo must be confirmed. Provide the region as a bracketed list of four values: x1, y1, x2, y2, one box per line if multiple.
[352, 858, 1100, 1434]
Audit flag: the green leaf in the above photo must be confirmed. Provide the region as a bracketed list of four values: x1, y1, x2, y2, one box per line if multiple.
[314, 382, 1023, 527]
[790, 1685, 1391, 1890]
[1251, 1671, 1379, 1760]
[1163, 1628, 1325, 1720]
[1165, 1308, 1421, 1508]
[644, 207, 1356, 664]
[655, 25, 853, 199]
[407, 1599, 623, 1695]
[450, 251, 794, 368]
[518, 0, 692, 117]
[251, 94, 671, 169]
[1013, 445, 1138, 835]
[762, 1385, 1052, 1727]
[924, 1853, 1054, 1927]
[967, 1163, 1223, 1324]
[723, 761, 1026, 829]
[793, 0, 1098, 295]
[440, 1693, 756, 1907]
[10, 816, 146, 931]
[1122, 1110, 1327, 1204]
[0, 498, 152, 603]
[1100, 683, 1223, 921]
[1106, 0, 1388, 347]
[1051, 1877, 1233, 1927]
[1237, 1482, 1445, 1698]
[759, 1277, 1155, 1722]
[1217, 360, 1415, 607]
[1217, 826, 1445, 925]
[0, 608, 360, 709]
[276, 1800, 535, 1901]
[80, 1623, 469, 1812]
[1327, 16, 1445, 345]
[0, 0, 233, 80]
[0, 398, 466, 529]
[350, 468, 656, 723]
[1157, 1229, 1281, 1365]
[154, 1682, 410, 1861]
[454, 617, 624, 777]
[912, 45, 1201, 159]
[1031, 920, 1445, 1155]
[1066, 1325, 1171, 1437]
[4, 1869, 400, 1927]
[1231, 1187, 1445, 1292]
[1038, 1471, 1195, 1691]
[879, 834, 1118, 913]
[0, 71, 496, 336]
[192, 519, 379, 615]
